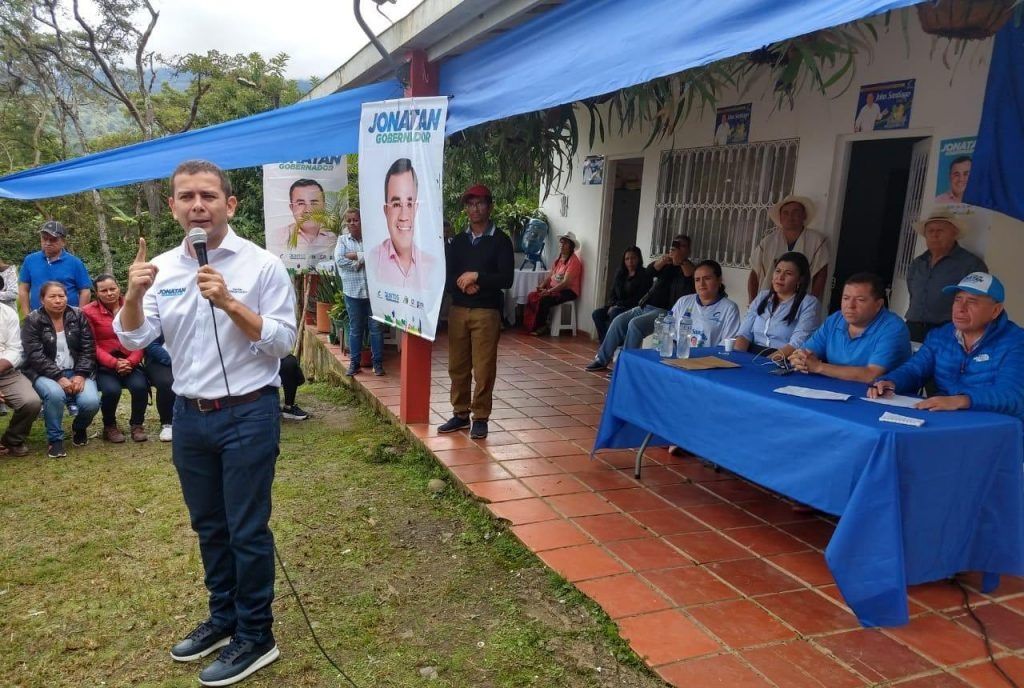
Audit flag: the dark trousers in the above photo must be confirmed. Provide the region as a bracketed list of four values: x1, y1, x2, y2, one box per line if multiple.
[0, 369, 41, 447]
[96, 368, 149, 427]
[172, 388, 280, 643]
[279, 354, 304, 406]
[592, 305, 627, 343]
[907, 320, 945, 343]
[344, 295, 384, 368]
[142, 360, 175, 425]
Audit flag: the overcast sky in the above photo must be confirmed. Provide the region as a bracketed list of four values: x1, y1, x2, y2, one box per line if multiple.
[144, 0, 425, 79]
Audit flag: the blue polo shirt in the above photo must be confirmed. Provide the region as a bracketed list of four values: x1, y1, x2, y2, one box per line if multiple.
[19, 249, 92, 309]
[803, 308, 911, 372]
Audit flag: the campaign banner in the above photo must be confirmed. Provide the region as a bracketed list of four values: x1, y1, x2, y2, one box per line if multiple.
[713, 103, 751, 145]
[263, 156, 346, 271]
[853, 79, 915, 132]
[935, 136, 975, 206]
[358, 96, 448, 341]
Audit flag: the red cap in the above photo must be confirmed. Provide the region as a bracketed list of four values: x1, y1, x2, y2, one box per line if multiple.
[461, 184, 492, 203]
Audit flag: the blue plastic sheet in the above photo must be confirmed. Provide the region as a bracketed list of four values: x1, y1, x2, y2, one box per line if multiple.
[963, 20, 1024, 221]
[0, 0, 920, 200]
[594, 349, 1024, 627]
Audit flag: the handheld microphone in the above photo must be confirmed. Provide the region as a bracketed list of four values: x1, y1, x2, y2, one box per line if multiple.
[186, 227, 209, 267]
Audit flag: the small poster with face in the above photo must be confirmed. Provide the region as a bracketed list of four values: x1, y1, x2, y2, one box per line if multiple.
[358, 96, 448, 341]
[262, 156, 347, 271]
[935, 136, 975, 208]
[713, 103, 751, 145]
[853, 79, 915, 132]
[582, 155, 605, 185]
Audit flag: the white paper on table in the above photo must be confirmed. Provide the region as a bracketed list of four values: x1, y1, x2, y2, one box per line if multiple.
[879, 411, 926, 427]
[859, 394, 923, 409]
[773, 385, 851, 401]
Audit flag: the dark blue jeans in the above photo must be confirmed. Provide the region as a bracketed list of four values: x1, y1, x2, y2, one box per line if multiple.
[344, 295, 383, 367]
[172, 388, 280, 643]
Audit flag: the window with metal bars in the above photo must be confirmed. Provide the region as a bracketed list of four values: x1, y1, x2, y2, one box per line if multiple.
[651, 139, 800, 267]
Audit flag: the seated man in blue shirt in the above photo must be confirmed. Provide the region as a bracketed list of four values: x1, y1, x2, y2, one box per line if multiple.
[869, 272, 1024, 418]
[789, 272, 911, 383]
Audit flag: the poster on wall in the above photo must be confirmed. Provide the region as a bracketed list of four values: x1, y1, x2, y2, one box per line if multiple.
[713, 103, 751, 145]
[935, 136, 975, 207]
[358, 96, 448, 341]
[853, 79, 916, 132]
[582, 155, 605, 185]
[262, 156, 346, 271]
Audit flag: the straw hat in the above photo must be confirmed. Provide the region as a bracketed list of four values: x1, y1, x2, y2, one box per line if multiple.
[913, 207, 968, 237]
[557, 231, 580, 251]
[769, 195, 816, 228]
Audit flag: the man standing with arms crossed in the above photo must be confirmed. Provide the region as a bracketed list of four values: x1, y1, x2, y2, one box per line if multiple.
[439, 184, 514, 440]
[115, 160, 296, 686]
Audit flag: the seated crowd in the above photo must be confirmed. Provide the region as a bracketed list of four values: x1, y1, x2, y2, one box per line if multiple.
[0, 220, 311, 459]
[581, 194, 1023, 422]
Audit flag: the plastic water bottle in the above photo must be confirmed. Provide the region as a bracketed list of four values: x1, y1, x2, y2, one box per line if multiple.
[659, 313, 676, 358]
[676, 312, 693, 359]
[650, 314, 664, 351]
[67, 400, 79, 417]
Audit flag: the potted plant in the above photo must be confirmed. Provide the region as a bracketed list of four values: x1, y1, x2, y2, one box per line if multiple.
[916, 0, 1020, 39]
[314, 269, 341, 334]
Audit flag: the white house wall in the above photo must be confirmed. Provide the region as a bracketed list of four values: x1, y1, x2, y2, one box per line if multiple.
[539, 17, 1023, 337]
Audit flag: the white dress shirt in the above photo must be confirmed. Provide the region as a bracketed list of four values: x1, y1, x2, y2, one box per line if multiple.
[114, 227, 297, 399]
[0, 302, 24, 369]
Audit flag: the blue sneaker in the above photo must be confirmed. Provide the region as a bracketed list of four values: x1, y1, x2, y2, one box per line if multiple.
[199, 637, 279, 686]
[170, 620, 232, 662]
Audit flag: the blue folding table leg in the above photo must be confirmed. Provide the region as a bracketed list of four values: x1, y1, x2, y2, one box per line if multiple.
[634, 432, 654, 480]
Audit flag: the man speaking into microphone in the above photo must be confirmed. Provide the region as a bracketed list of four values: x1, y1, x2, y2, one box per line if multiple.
[114, 160, 296, 686]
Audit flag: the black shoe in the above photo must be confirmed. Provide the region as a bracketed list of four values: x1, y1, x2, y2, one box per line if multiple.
[47, 440, 67, 459]
[72, 428, 89, 447]
[437, 416, 470, 433]
[198, 637, 279, 686]
[281, 404, 309, 421]
[373, 363, 385, 376]
[585, 360, 607, 372]
[469, 420, 489, 439]
[170, 620, 233, 663]
[345, 364, 361, 377]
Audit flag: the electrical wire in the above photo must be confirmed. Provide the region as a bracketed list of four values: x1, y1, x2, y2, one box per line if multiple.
[953, 578, 1019, 688]
[208, 301, 360, 687]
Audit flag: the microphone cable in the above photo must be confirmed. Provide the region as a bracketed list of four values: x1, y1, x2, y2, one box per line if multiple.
[205, 283, 361, 688]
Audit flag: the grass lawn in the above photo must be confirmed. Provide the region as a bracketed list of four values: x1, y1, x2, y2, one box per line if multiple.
[0, 383, 663, 687]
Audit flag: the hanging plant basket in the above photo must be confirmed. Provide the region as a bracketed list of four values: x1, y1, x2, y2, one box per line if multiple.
[916, 0, 1018, 40]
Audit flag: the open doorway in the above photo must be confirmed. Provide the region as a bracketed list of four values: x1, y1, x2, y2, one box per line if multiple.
[830, 137, 929, 311]
[601, 159, 644, 302]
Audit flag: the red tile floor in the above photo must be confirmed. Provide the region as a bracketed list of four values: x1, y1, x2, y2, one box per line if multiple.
[313, 327, 1024, 687]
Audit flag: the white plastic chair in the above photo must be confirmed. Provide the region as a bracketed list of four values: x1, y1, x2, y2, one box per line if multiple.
[549, 301, 577, 337]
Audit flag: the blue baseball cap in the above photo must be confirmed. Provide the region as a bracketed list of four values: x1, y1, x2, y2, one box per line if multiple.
[941, 272, 1005, 303]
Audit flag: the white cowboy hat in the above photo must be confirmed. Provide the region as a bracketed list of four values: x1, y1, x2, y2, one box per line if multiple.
[913, 206, 969, 237]
[557, 231, 580, 251]
[769, 195, 816, 228]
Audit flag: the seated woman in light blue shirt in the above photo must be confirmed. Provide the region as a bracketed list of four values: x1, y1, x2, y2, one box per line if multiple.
[735, 252, 821, 361]
[669, 260, 740, 347]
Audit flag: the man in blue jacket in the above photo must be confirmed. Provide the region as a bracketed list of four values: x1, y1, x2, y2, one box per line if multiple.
[869, 272, 1024, 419]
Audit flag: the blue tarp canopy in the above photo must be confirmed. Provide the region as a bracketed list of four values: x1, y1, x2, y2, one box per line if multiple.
[964, 19, 1024, 222]
[1, 0, 920, 200]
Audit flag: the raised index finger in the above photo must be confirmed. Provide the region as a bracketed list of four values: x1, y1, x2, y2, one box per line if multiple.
[134, 237, 147, 264]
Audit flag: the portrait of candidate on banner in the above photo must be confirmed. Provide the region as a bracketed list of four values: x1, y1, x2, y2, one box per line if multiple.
[713, 103, 751, 145]
[359, 96, 448, 340]
[853, 79, 915, 132]
[263, 156, 347, 271]
[935, 136, 975, 207]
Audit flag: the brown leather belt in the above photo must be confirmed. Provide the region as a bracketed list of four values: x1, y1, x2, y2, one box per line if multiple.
[184, 386, 274, 413]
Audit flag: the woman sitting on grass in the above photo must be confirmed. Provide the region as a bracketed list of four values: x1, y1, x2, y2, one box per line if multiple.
[21, 281, 99, 458]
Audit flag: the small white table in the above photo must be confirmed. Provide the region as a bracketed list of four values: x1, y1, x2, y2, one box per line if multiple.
[504, 268, 547, 323]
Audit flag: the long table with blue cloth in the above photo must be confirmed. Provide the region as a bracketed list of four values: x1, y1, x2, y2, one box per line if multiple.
[593, 347, 1024, 627]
